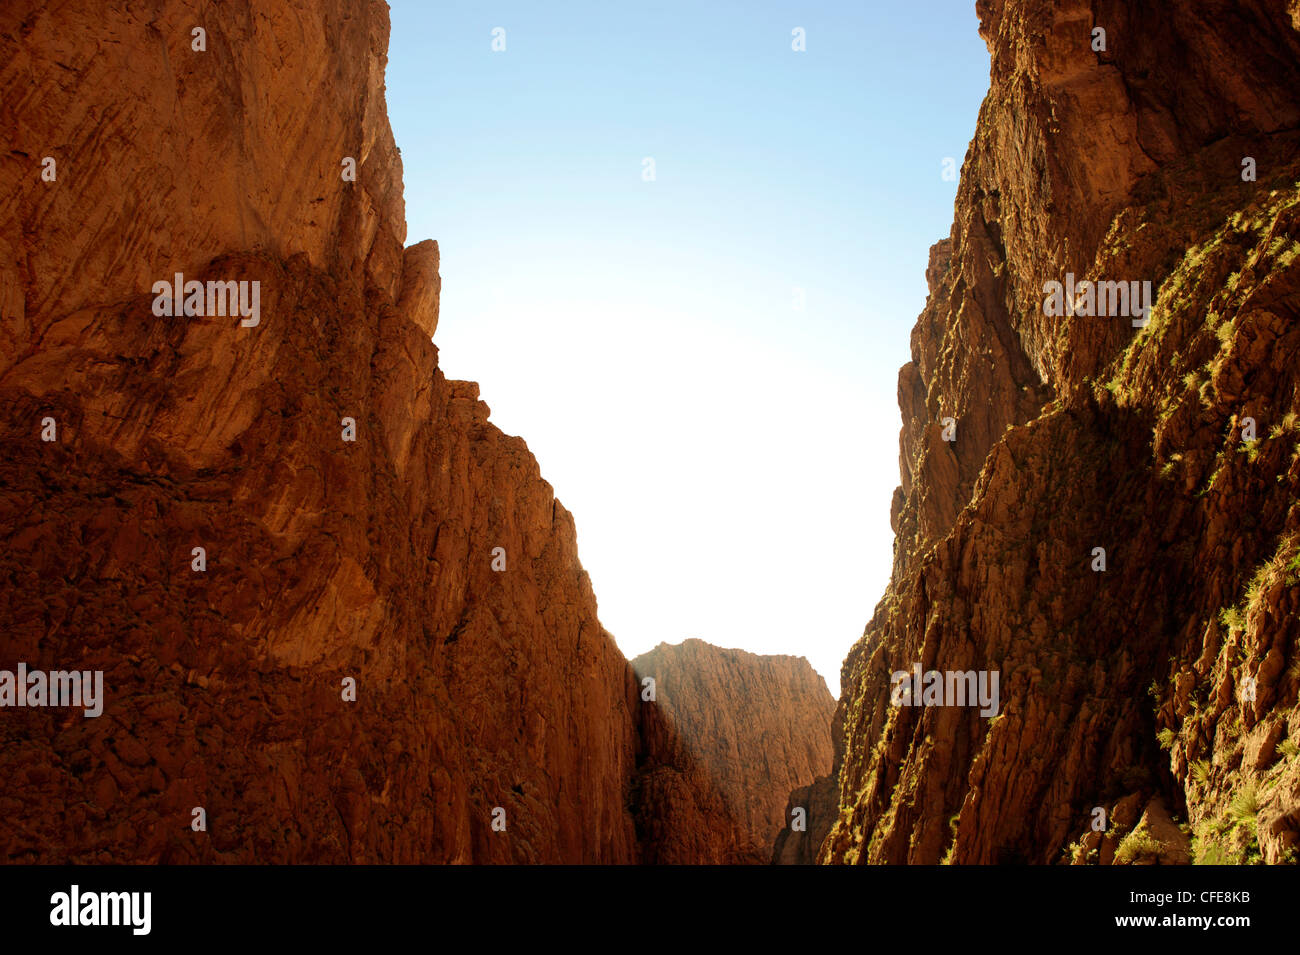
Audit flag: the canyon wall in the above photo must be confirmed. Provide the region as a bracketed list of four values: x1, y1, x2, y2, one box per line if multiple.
[0, 0, 642, 863]
[800, 0, 1300, 865]
[0, 0, 822, 864]
[15, 0, 1296, 870]
[632, 640, 836, 863]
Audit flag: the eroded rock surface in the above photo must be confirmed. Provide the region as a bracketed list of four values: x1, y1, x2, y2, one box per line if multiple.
[631, 640, 836, 863]
[0, 0, 836, 864]
[807, 0, 1300, 865]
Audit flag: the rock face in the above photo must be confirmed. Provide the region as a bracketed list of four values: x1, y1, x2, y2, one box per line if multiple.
[772, 749, 839, 865]
[800, 0, 1300, 865]
[630, 640, 836, 863]
[0, 0, 831, 864]
[0, 0, 638, 863]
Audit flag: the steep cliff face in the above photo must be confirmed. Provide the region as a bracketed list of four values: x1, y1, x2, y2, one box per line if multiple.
[0, 0, 647, 863]
[630, 640, 835, 863]
[0, 0, 842, 867]
[813, 0, 1300, 864]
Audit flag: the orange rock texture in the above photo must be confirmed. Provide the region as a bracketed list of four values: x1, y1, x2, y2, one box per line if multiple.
[793, 0, 1300, 865]
[0, 0, 826, 864]
[631, 640, 836, 863]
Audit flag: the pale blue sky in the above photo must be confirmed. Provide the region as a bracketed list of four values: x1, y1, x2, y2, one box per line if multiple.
[386, 1, 989, 690]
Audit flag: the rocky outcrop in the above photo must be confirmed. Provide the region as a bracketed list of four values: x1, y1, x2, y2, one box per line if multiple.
[817, 0, 1300, 864]
[631, 640, 836, 863]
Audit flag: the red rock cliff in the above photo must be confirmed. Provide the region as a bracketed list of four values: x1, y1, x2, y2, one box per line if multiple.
[0, 0, 649, 863]
[0, 0, 842, 866]
[803, 0, 1300, 865]
[631, 640, 836, 863]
